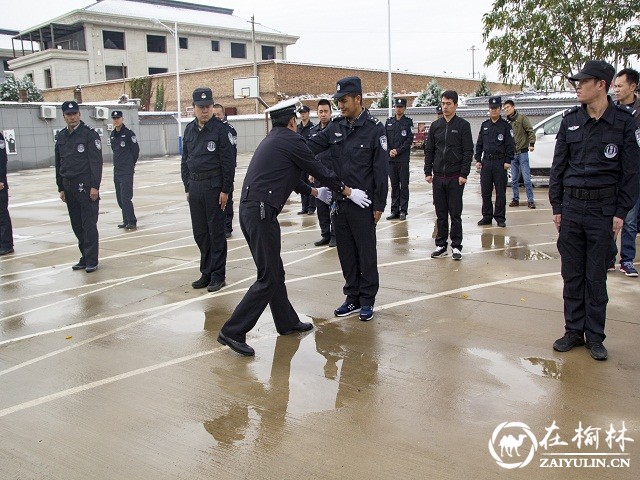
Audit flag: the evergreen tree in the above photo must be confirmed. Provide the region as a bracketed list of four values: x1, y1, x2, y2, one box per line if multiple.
[474, 75, 491, 97]
[415, 79, 442, 107]
[378, 87, 389, 109]
[0, 76, 44, 102]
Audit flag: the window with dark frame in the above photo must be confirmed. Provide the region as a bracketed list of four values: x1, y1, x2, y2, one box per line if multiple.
[146, 35, 167, 53]
[44, 68, 52, 88]
[103, 31, 125, 50]
[211, 40, 220, 52]
[179, 37, 188, 49]
[148, 67, 168, 75]
[261, 45, 275, 60]
[105, 65, 128, 80]
[230, 42, 246, 59]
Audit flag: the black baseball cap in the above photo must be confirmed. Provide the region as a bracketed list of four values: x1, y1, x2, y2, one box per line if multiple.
[394, 98, 407, 107]
[488, 96, 502, 108]
[192, 87, 214, 106]
[298, 105, 310, 113]
[333, 76, 362, 99]
[568, 60, 615, 83]
[61, 101, 79, 113]
[111, 110, 123, 118]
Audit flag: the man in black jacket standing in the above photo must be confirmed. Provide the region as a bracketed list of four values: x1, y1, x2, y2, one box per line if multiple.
[110, 110, 140, 229]
[297, 105, 316, 215]
[0, 131, 13, 255]
[424, 91, 474, 260]
[386, 98, 413, 221]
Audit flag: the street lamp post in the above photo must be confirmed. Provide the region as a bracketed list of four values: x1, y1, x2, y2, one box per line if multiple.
[154, 19, 182, 154]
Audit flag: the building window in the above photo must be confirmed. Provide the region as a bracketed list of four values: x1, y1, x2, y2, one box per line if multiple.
[262, 45, 275, 60]
[147, 35, 167, 53]
[179, 37, 188, 49]
[25, 73, 34, 82]
[231, 42, 246, 59]
[148, 67, 168, 75]
[211, 40, 219, 52]
[105, 65, 127, 80]
[103, 31, 125, 50]
[44, 68, 52, 88]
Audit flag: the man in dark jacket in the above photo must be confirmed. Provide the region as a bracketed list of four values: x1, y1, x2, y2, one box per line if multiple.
[0, 131, 13, 255]
[386, 98, 413, 220]
[424, 90, 474, 260]
[109, 110, 140, 229]
[297, 105, 316, 215]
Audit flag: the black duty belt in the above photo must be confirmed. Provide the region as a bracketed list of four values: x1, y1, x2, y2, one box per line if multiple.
[565, 186, 616, 200]
[484, 153, 505, 160]
[189, 170, 219, 181]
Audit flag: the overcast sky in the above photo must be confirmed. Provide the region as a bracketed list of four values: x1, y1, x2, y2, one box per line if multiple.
[4, 0, 511, 82]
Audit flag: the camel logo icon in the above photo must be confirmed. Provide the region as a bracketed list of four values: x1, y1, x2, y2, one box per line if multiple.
[488, 421, 538, 469]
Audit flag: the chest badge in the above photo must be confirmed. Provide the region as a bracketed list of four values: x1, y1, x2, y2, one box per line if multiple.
[77, 144, 85, 153]
[207, 141, 216, 152]
[401, 129, 407, 136]
[120, 141, 126, 147]
[568, 125, 580, 131]
[497, 134, 504, 141]
[334, 132, 342, 137]
[604, 144, 618, 159]
[635, 128, 640, 148]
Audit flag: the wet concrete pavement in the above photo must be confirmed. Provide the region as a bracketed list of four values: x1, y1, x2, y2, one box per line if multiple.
[1, 154, 638, 479]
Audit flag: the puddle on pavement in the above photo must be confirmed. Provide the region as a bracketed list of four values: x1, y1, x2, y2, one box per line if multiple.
[521, 357, 562, 379]
[278, 220, 295, 227]
[156, 310, 206, 333]
[472, 233, 557, 260]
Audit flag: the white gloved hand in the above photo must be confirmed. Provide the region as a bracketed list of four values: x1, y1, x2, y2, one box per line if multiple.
[316, 187, 332, 205]
[348, 188, 371, 208]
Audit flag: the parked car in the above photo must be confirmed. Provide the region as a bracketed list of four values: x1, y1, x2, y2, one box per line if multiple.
[508, 109, 565, 186]
[411, 121, 431, 150]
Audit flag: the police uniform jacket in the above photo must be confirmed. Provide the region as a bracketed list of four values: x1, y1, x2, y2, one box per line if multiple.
[181, 116, 234, 194]
[616, 95, 640, 128]
[241, 127, 344, 213]
[385, 114, 414, 162]
[297, 121, 314, 139]
[0, 132, 8, 188]
[309, 123, 332, 169]
[307, 109, 389, 212]
[549, 99, 640, 219]
[424, 115, 474, 178]
[55, 121, 103, 192]
[474, 117, 515, 163]
[109, 124, 140, 176]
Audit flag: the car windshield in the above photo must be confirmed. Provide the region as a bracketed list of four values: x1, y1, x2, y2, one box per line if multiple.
[542, 114, 563, 135]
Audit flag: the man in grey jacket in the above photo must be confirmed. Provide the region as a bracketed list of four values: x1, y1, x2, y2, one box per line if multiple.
[503, 99, 536, 209]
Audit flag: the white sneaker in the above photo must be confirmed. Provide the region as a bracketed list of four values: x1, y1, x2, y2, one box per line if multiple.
[431, 246, 448, 258]
[452, 248, 462, 260]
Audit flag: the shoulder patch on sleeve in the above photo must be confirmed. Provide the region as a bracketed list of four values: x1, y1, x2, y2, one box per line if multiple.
[368, 116, 380, 124]
[94, 139, 102, 150]
[562, 106, 580, 117]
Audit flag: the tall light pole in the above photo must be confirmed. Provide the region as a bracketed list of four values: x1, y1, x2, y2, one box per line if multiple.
[387, 0, 392, 118]
[154, 19, 182, 154]
[468, 45, 478, 79]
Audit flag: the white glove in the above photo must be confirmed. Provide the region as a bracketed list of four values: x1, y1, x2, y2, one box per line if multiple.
[316, 187, 332, 205]
[348, 188, 371, 208]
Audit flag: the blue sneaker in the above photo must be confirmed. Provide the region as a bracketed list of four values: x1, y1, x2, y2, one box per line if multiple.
[619, 261, 638, 277]
[359, 306, 374, 321]
[334, 301, 361, 317]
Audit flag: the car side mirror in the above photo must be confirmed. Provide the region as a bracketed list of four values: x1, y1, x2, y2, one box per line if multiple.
[536, 128, 544, 137]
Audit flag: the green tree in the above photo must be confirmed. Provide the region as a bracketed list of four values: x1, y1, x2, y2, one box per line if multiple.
[378, 87, 389, 109]
[129, 77, 154, 111]
[0, 76, 44, 101]
[415, 79, 442, 107]
[482, 0, 640, 88]
[474, 75, 491, 97]
[154, 82, 166, 111]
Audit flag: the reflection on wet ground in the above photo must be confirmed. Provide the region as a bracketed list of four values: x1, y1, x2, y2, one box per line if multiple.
[521, 357, 562, 379]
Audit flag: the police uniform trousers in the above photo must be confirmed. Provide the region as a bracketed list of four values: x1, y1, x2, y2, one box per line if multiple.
[63, 179, 99, 266]
[188, 178, 227, 281]
[480, 159, 507, 222]
[225, 190, 234, 234]
[114, 173, 136, 226]
[300, 172, 316, 212]
[221, 201, 301, 342]
[334, 199, 379, 307]
[557, 193, 614, 343]
[314, 180, 335, 240]
[0, 188, 13, 249]
[433, 176, 464, 249]
[388, 161, 410, 215]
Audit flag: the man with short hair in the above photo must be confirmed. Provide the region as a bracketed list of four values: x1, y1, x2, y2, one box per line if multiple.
[55, 101, 103, 272]
[309, 98, 337, 247]
[297, 105, 316, 215]
[503, 99, 536, 209]
[549, 60, 639, 361]
[213, 103, 238, 239]
[424, 90, 474, 260]
[385, 98, 413, 221]
[308, 76, 388, 322]
[181, 88, 235, 293]
[109, 110, 139, 229]
[609, 68, 640, 277]
[475, 96, 515, 227]
[0, 131, 13, 255]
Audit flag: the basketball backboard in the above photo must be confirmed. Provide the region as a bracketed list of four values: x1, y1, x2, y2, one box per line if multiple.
[233, 76, 259, 99]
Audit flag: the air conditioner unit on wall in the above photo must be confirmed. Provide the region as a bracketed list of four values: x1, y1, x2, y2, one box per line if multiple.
[40, 105, 56, 120]
[94, 106, 109, 119]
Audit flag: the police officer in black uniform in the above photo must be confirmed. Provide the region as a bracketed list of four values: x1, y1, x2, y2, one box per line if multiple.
[181, 88, 235, 293]
[0, 131, 13, 255]
[218, 98, 353, 356]
[297, 105, 316, 215]
[55, 101, 103, 272]
[475, 96, 515, 227]
[385, 98, 413, 221]
[307, 76, 389, 322]
[109, 110, 140, 229]
[213, 103, 238, 238]
[549, 60, 640, 361]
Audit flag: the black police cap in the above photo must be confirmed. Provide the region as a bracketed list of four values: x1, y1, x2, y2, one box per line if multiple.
[394, 98, 407, 107]
[111, 110, 123, 118]
[333, 76, 362, 99]
[298, 105, 310, 113]
[192, 87, 214, 106]
[61, 101, 79, 113]
[488, 96, 502, 107]
[569, 60, 615, 84]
